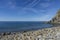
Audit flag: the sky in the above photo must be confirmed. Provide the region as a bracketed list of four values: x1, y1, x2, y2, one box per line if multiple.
[0, 0, 60, 21]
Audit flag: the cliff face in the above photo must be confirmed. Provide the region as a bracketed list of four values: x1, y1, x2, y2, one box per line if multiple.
[49, 10, 60, 23]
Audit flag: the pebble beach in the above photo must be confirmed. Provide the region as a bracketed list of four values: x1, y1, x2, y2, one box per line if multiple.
[0, 25, 60, 40]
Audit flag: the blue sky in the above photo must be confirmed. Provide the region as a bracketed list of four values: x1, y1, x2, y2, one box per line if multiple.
[0, 0, 60, 21]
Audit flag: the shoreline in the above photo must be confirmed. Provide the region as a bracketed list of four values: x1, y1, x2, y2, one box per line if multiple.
[0, 25, 60, 40]
[0, 26, 57, 33]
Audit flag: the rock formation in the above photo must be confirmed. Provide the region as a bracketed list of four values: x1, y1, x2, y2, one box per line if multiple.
[49, 10, 60, 23]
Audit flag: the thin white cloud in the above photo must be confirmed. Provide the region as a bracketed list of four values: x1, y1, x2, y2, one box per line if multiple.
[18, 8, 39, 15]
[32, 14, 52, 21]
[17, 7, 47, 17]
[0, 0, 16, 9]
[40, 3, 50, 8]
[40, 15, 51, 21]
[7, 1, 16, 9]
[8, 1, 12, 5]
[31, 0, 41, 7]
[26, 0, 37, 7]
[17, 14, 52, 21]
[45, 0, 51, 2]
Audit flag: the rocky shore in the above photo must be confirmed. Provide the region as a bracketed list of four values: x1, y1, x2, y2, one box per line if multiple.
[0, 26, 60, 40]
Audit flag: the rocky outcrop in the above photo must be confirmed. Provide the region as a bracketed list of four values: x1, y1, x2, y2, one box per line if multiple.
[49, 10, 60, 23]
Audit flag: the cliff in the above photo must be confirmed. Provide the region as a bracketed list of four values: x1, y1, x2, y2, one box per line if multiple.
[49, 10, 60, 24]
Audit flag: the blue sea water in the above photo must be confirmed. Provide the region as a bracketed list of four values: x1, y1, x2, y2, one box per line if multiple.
[0, 21, 53, 32]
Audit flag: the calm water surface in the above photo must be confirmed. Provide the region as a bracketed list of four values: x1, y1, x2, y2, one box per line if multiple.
[0, 21, 53, 32]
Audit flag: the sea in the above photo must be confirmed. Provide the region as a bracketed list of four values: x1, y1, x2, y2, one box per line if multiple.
[0, 21, 53, 32]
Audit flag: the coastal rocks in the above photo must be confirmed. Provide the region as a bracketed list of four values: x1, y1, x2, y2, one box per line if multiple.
[0, 26, 60, 40]
[54, 32, 60, 40]
[49, 10, 60, 23]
